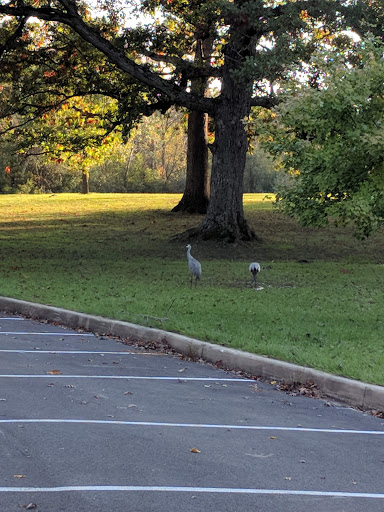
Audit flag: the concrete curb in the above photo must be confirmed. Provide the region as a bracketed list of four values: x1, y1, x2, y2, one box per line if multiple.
[0, 296, 383, 411]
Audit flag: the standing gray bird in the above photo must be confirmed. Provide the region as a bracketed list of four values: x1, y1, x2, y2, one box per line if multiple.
[249, 262, 261, 287]
[186, 244, 201, 286]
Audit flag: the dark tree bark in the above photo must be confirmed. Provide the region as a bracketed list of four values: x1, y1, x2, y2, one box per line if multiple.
[173, 34, 212, 214]
[196, 98, 255, 241]
[172, 110, 209, 214]
[192, 8, 258, 241]
[81, 170, 89, 194]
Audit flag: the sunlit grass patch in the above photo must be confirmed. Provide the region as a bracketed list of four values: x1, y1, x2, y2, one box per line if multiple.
[0, 193, 383, 385]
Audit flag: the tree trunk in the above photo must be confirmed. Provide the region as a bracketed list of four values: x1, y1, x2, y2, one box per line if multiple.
[172, 110, 210, 213]
[172, 34, 212, 214]
[81, 170, 89, 194]
[181, 104, 255, 236]
[192, 12, 257, 242]
[123, 144, 135, 191]
[195, 101, 255, 241]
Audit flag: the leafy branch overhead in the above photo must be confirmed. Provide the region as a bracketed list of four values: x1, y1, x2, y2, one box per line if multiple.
[1, 0, 355, 115]
[0, 0, 377, 125]
[0, 0, 380, 114]
[257, 39, 384, 238]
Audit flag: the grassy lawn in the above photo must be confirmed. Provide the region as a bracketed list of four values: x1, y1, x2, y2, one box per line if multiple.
[1, 193, 383, 385]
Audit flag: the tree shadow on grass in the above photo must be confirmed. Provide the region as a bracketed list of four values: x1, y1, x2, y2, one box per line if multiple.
[0, 206, 383, 263]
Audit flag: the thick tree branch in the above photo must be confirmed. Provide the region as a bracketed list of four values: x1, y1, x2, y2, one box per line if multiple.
[139, 48, 222, 79]
[250, 95, 278, 109]
[0, 1, 217, 114]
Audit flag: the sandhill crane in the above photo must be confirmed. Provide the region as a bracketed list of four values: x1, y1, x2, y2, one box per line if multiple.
[186, 244, 201, 286]
[249, 262, 261, 287]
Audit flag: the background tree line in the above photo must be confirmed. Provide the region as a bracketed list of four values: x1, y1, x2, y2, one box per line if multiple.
[0, 105, 276, 195]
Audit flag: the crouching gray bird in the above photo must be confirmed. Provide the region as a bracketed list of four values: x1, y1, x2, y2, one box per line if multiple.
[249, 262, 261, 287]
[186, 244, 201, 286]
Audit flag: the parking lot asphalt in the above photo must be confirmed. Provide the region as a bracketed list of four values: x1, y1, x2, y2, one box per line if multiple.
[0, 314, 384, 512]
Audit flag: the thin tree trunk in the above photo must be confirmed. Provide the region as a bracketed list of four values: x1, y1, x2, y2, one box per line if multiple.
[172, 110, 209, 213]
[172, 35, 212, 214]
[81, 170, 89, 194]
[123, 144, 135, 191]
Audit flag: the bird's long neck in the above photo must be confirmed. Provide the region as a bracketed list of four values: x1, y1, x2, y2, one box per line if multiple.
[187, 247, 191, 258]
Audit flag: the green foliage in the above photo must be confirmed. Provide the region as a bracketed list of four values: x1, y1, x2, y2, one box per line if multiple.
[0, 146, 79, 194]
[0, 107, 189, 193]
[0, 103, 281, 194]
[258, 38, 384, 238]
[244, 144, 276, 193]
[0, 17, 158, 162]
[87, 109, 189, 193]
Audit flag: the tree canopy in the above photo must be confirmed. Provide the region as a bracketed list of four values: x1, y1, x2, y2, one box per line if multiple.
[0, 17, 160, 143]
[258, 38, 384, 238]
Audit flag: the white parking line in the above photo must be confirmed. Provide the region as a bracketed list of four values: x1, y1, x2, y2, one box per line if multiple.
[0, 486, 382, 498]
[0, 318, 24, 320]
[0, 349, 152, 355]
[0, 375, 250, 382]
[0, 332, 94, 336]
[1, 419, 383, 435]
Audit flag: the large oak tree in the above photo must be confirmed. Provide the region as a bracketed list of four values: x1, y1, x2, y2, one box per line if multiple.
[0, 0, 373, 241]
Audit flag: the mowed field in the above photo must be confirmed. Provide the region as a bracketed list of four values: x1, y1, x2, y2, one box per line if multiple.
[0, 193, 383, 385]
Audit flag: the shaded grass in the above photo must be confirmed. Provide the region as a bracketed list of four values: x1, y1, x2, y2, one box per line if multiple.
[0, 193, 384, 385]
